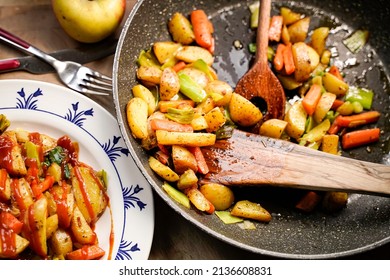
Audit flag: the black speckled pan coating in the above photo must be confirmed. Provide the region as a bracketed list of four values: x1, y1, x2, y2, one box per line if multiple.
[113, 0, 390, 259]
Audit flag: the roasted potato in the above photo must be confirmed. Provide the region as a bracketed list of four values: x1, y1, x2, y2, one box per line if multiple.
[284, 100, 307, 140]
[155, 130, 216, 147]
[71, 166, 108, 224]
[280, 7, 302, 25]
[50, 228, 73, 256]
[288, 17, 310, 43]
[148, 156, 180, 182]
[229, 93, 263, 127]
[259, 118, 288, 139]
[160, 67, 180, 101]
[178, 67, 210, 88]
[175, 46, 214, 65]
[204, 80, 233, 107]
[313, 91, 337, 123]
[184, 187, 214, 213]
[132, 84, 157, 115]
[322, 72, 349, 96]
[136, 65, 162, 86]
[126, 97, 149, 140]
[199, 183, 234, 211]
[70, 206, 97, 245]
[204, 107, 226, 132]
[177, 169, 198, 190]
[230, 200, 272, 223]
[0, 234, 29, 258]
[168, 12, 195, 45]
[49, 183, 75, 228]
[171, 145, 198, 174]
[321, 134, 340, 155]
[46, 214, 59, 239]
[292, 42, 319, 82]
[22, 196, 48, 257]
[153, 41, 182, 65]
[310, 27, 330, 56]
[0, 132, 27, 176]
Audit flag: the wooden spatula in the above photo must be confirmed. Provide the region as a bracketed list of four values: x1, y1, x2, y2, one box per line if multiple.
[234, 0, 285, 120]
[201, 129, 390, 196]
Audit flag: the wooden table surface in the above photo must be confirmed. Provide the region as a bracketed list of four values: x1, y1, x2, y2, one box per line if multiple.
[0, 0, 388, 260]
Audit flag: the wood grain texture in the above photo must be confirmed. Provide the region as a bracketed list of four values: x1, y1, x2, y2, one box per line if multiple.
[202, 129, 390, 196]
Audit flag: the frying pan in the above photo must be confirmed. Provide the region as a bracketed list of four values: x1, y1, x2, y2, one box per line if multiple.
[113, 0, 390, 258]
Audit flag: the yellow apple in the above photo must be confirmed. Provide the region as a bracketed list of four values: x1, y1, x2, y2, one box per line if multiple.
[52, 0, 126, 43]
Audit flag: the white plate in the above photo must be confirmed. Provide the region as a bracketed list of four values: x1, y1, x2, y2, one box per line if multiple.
[0, 79, 154, 260]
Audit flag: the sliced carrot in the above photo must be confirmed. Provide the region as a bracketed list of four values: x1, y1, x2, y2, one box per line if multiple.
[150, 118, 193, 132]
[66, 245, 105, 260]
[172, 61, 187, 72]
[283, 43, 295, 75]
[295, 191, 321, 212]
[302, 84, 322, 116]
[331, 99, 344, 110]
[0, 212, 23, 234]
[191, 10, 213, 49]
[342, 128, 380, 149]
[273, 43, 285, 71]
[336, 111, 380, 128]
[0, 168, 9, 201]
[155, 150, 170, 165]
[31, 175, 55, 198]
[187, 146, 209, 175]
[269, 15, 283, 42]
[158, 100, 195, 112]
[328, 65, 344, 81]
[328, 116, 341, 135]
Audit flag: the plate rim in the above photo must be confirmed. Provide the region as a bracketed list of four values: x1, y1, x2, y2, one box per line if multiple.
[0, 78, 155, 260]
[112, 0, 390, 259]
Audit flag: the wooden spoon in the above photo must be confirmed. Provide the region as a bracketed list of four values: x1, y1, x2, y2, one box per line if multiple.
[201, 129, 390, 196]
[234, 0, 285, 120]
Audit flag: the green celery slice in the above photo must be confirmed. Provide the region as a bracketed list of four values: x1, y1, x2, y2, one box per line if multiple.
[215, 211, 244, 224]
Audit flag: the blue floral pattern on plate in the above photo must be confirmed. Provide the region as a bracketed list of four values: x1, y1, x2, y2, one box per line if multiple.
[0, 80, 154, 260]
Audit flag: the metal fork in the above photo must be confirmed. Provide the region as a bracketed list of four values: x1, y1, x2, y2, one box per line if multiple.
[0, 28, 111, 96]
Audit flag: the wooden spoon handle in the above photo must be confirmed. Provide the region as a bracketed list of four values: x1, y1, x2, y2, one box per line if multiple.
[202, 130, 390, 196]
[255, 0, 271, 65]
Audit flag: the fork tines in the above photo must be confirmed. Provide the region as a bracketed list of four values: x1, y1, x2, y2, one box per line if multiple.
[81, 71, 112, 96]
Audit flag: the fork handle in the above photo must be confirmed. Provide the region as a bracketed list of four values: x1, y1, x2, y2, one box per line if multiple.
[0, 27, 57, 67]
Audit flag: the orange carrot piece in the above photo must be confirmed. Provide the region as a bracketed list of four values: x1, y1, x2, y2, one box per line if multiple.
[191, 10, 213, 49]
[331, 99, 344, 110]
[342, 128, 380, 149]
[172, 61, 187, 72]
[336, 111, 380, 128]
[0, 212, 23, 234]
[302, 84, 322, 115]
[328, 65, 344, 81]
[158, 100, 195, 112]
[150, 118, 193, 132]
[328, 116, 341, 135]
[273, 43, 285, 71]
[66, 245, 105, 260]
[187, 146, 209, 175]
[31, 175, 55, 198]
[268, 15, 283, 42]
[283, 43, 295, 75]
[295, 191, 321, 212]
[0, 168, 9, 201]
